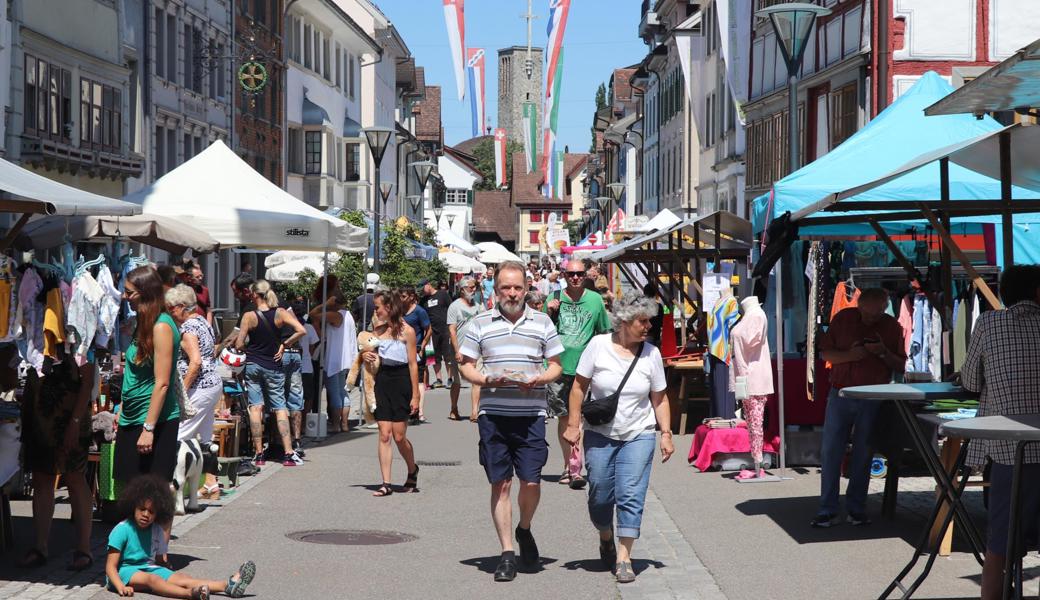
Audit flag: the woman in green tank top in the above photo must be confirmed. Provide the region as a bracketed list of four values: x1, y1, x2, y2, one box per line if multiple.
[115, 266, 182, 485]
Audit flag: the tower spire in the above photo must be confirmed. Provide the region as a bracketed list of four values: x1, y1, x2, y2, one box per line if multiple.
[522, 0, 539, 79]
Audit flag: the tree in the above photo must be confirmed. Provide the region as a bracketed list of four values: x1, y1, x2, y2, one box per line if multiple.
[563, 218, 584, 246]
[378, 217, 448, 290]
[590, 82, 608, 152]
[472, 137, 524, 191]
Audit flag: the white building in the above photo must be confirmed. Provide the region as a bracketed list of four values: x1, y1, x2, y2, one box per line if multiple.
[433, 145, 481, 240]
[284, 0, 380, 210]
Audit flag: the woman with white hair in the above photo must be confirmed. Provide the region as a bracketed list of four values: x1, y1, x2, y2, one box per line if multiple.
[563, 294, 673, 584]
[166, 284, 222, 499]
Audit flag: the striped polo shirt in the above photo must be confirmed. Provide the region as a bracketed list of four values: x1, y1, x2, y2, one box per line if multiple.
[460, 305, 564, 417]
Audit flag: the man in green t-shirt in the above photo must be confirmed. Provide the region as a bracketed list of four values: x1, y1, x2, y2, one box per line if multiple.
[545, 261, 612, 489]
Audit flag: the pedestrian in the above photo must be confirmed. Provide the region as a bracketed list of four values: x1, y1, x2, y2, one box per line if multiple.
[584, 263, 601, 291]
[279, 297, 307, 454]
[960, 265, 1040, 600]
[367, 290, 420, 497]
[546, 270, 561, 293]
[114, 266, 182, 485]
[533, 271, 551, 296]
[420, 279, 452, 388]
[446, 277, 483, 421]
[293, 299, 322, 427]
[525, 290, 546, 312]
[167, 285, 222, 501]
[236, 280, 306, 467]
[458, 260, 563, 581]
[400, 287, 432, 424]
[309, 275, 358, 434]
[105, 474, 255, 599]
[545, 259, 612, 489]
[181, 261, 213, 327]
[813, 287, 906, 528]
[352, 275, 378, 332]
[563, 295, 673, 583]
[481, 266, 495, 307]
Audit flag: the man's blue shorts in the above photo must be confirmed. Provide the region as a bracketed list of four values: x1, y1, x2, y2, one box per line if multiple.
[988, 462, 1040, 556]
[477, 414, 548, 484]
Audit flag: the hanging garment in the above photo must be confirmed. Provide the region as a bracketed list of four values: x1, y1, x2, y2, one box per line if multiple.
[805, 242, 825, 400]
[970, 291, 982, 334]
[897, 294, 914, 357]
[43, 285, 66, 360]
[707, 295, 740, 363]
[830, 281, 861, 320]
[67, 272, 104, 365]
[953, 299, 968, 373]
[95, 267, 121, 347]
[18, 269, 45, 373]
[785, 242, 807, 355]
[929, 305, 942, 381]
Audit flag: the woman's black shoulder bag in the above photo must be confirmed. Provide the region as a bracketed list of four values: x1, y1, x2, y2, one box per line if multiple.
[581, 342, 644, 426]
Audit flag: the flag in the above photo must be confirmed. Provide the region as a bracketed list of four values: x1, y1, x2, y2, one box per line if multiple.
[443, 0, 466, 101]
[554, 150, 565, 200]
[541, 47, 565, 197]
[493, 128, 507, 188]
[467, 48, 486, 137]
[521, 102, 537, 173]
[540, 0, 570, 186]
[605, 208, 626, 245]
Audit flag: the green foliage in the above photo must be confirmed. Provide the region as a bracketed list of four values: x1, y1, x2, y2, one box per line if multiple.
[563, 219, 584, 246]
[273, 268, 319, 303]
[591, 82, 608, 152]
[376, 217, 448, 291]
[472, 137, 524, 191]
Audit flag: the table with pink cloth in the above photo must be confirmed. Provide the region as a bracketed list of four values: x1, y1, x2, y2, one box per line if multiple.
[687, 423, 781, 471]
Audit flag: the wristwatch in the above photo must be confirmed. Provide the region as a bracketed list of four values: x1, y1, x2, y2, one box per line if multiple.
[143, 422, 155, 432]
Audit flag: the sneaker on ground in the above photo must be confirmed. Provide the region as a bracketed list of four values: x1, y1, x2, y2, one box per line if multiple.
[360, 422, 379, 430]
[810, 513, 839, 528]
[446, 377, 454, 388]
[252, 452, 266, 467]
[292, 441, 306, 459]
[432, 379, 444, 389]
[283, 452, 304, 466]
[846, 512, 872, 526]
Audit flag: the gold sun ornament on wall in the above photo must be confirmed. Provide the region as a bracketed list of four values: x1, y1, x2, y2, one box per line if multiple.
[238, 61, 268, 93]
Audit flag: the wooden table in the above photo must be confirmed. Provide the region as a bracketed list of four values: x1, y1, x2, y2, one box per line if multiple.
[665, 358, 705, 435]
[213, 418, 241, 458]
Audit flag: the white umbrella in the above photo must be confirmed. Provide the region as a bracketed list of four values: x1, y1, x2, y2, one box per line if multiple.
[265, 257, 328, 282]
[438, 251, 485, 274]
[20, 213, 219, 254]
[436, 228, 480, 257]
[476, 241, 522, 264]
[264, 250, 340, 269]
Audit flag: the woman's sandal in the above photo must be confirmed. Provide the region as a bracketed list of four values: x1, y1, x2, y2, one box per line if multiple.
[558, 472, 573, 485]
[225, 560, 256, 598]
[372, 483, 394, 497]
[66, 550, 93, 571]
[17, 548, 47, 569]
[190, 584, 210, 600]
[201, 483, 221, 500]
[402, 465, 420, 493]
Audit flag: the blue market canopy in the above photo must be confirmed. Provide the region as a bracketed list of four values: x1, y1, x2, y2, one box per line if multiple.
[751, 71, 1036, 235]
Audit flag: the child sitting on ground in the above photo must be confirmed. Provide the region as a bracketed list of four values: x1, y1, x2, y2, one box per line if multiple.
[105, 475, 255, 599]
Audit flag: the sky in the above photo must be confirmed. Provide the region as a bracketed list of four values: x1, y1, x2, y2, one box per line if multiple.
[374, 0, 648, 153]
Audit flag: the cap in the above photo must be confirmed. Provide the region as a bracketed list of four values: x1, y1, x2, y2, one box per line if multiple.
[418, 279, 430, 288]
[365, 273, 379, 291]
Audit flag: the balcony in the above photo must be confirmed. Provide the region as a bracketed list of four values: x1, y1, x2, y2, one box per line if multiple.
[19, 136, 144, 180]
[639, 9, 662, 39]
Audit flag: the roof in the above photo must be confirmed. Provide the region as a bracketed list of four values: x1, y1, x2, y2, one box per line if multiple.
[566, 154, 589, 179]
[453, 134, 493, 156]
[612, 68, 638, 104]
[413, 67, 426, 100]
[396, 57, 417, 94]
[414, 85, 442, 143]
[926, 37, 1040, 116]
[472, 190, 516, 243]
[512, 152, 588, 205]
[442, 144, 481, 176]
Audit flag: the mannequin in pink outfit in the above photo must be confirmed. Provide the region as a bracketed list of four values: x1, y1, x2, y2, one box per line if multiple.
[729, 296, 775, 479]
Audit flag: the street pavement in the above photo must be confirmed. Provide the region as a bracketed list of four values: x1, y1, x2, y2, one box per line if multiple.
[0, 386, 1027, 599]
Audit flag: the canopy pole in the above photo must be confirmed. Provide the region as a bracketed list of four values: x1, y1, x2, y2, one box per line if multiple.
[775, 255, 786, 476]
[0, 213, 32, 251]
[919, 205, 1002, 310]
[317, 248, 330, 437]
[999, 129, 1014, 265]
[939, 158, 955, 377]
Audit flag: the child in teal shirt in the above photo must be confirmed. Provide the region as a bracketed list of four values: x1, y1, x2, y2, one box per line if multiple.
[106, 475, 255, 598]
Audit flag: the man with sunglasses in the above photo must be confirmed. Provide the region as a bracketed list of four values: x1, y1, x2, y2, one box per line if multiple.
[545, 260, 612, 489]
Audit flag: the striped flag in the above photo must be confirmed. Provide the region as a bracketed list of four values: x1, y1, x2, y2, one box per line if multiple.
[554, 151, 565, 200]
[443, 0, 466, 101]
[521, 102, 537, 173]
[540, 48, 564, 197]
[540, 0, 570, 186]
[605, 208, 626, 245]
[493, 128, 508, 188]
[467, 48, 486, 137]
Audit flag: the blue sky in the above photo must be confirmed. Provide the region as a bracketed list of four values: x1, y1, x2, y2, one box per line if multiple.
[375, 0, 648, 152]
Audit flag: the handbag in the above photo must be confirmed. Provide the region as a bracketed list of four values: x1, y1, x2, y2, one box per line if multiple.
[581, 341, 644, 426]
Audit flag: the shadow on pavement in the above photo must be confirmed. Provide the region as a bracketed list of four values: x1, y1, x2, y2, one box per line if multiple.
[735, 495, 921, 545]
[561, 558, 612, 573]
[459, 555, 558, 574]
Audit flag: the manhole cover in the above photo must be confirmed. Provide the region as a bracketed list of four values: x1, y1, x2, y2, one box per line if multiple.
[415, 460, 462, 467]
[286, 529, 417, 545]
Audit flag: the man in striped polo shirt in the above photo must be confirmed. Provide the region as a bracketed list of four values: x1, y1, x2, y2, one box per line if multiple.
[459, 261, 563, 582]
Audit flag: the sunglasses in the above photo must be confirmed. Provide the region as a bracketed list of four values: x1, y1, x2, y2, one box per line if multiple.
[565, 271, 586, 277]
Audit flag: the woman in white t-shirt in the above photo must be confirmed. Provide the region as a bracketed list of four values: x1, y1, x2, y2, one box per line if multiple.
[308, 276, 358, 433]
[563, 295, 674, 585]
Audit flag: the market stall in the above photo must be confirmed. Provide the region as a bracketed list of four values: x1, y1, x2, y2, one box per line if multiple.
[19, 213, 220, 255]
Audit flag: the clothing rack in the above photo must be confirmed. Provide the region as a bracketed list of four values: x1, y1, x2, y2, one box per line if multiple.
[847, 266, 1000, 289]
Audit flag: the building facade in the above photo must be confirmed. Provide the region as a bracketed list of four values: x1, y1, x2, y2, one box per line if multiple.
[434, 145, 480, 241]
[234, 0, 282, 186]
[497, 46, 543, 150]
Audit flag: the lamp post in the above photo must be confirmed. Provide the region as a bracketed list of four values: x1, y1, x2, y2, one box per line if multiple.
[607, 182, 626, 213]
[379, 182, 395, 210]
[363, 126, 394, 273]
[410, 158, 437, 228]
[406, 194, 423, 221]
[755, 2, 829, 477]
[433, 206, 444, 229]
[594, 196, 612, 233]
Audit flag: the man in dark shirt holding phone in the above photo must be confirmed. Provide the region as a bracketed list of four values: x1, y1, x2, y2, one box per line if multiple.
[813, 287, 906, 528]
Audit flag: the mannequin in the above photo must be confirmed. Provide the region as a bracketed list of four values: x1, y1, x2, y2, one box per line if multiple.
[729, 296, 775, 479]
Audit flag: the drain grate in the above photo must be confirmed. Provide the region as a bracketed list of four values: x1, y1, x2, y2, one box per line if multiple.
[287, 529, 417, 546]
[415, 460, 462, 467]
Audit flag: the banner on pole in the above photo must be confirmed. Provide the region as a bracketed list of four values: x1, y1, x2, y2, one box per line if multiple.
[443, 0, 466, 101]
[467, 48, 486, 137]
[522, 102, 537, 174]
[554, 150, 565, 200]
[493, 128, 508, 188]
[541, 47, 565, 198]
[541, 0, 570, 190]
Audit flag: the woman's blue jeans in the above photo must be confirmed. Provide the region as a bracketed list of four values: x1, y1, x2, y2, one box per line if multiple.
[584, 429, 656, 539]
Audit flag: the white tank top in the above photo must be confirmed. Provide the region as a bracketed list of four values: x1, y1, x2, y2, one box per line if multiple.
[323, 310, 357, 376]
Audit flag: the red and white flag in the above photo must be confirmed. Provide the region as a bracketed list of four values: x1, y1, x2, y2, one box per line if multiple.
[493, 128, 507, 188]
[443, 0, 466, 101]
[604, 209, 626, 245]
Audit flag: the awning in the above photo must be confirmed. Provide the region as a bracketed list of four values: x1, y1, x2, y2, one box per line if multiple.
[436, 227, 480, 257]
[344, 112, 362, 138]
[926, 37, 1040, 116]
[0, 156, 140, 216]
[591, 211, 752, 263]
[20, 213, 219, 254]
[302, 93, 332, 127]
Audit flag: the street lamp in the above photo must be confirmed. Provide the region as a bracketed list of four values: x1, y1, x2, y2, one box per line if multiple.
[433, 206, 444, 229]
[363, 126, 394, 272]
[406, 194, 422, 216]
[379, 182, 394, 208]
[756, 2, 830, 174]
[595, 196, 612, 231]
[410, 159, 437, 228]
[607, 182, 626, 212]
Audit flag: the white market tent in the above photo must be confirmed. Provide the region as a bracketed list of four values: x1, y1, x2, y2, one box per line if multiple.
[21, 213, 219, 255]
[439, 250, 485, 274]
[0, 156, 141, 217]
[633, 208, 681, 233]
[476, 241, 522, 264]
[123, 141, 367, 252]
[265, 257, 329, 282]
[436, 227, 480, 257]
[265, 250, 341, 268]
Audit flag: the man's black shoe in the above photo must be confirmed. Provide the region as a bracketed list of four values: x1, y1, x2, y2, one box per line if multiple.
[515, 525, 540, 571]
[493, 557, 517, 582]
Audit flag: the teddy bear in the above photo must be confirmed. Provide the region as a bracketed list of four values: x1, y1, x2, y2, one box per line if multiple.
[348, 331, 381, 419]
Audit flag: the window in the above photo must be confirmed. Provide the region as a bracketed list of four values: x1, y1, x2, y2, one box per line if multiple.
[184, 133, 192, 161]
[79, 78, 121, 151]
[254, 155, 266, 177]
[166, 14, 176, 83]
[335, 45, 342, 88]
[529, 211, 542, 223]
[446, 189, 468, 204]
[154, 125, 165, 177]
[322, 39, 331, 81]
[183, 24, 193, 90]
[303, 24, 312, 70]
[25, 55, 72, 141]
[348, 54, 356, 99]
[286, 16, 296, 62]
[305, 131, 322, 174]
[253, 0, 267, 26]
[288, 128, 303, 173]
[313, 30, 321, 76]
[155, 9, 165, 79]
[705, 2, 717, 55]
[528, 230, 540, 244]
[345, 142, 360, 180]
[829, 83, 857, 147]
